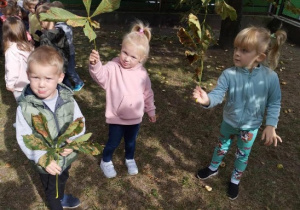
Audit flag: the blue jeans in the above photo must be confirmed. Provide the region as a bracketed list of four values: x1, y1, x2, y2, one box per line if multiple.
[102, 124, 140, 162]
[64, 54, 83, 87]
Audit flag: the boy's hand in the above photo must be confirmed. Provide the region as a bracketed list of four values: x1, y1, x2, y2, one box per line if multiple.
[193, 86, 210, 106]
[149, 115, 156, 123]
[89, 50, 100, 65]
[45, 160, 61, 175]
[60, 148, 73, 156]
[60, 139, 73, 156]
[261, 125, 282, 146]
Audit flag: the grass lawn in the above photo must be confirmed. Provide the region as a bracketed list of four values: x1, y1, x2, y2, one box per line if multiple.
[0, 22, 300, 209]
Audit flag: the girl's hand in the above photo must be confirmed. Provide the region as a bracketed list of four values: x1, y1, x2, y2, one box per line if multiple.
[193, 86, 210, 106]
[261, 125, 282, 146]
[6, 87, 14, 92]
[45, 160, 61, 175]
[149, 115, 156, 123]
[89, 50, 100, 65]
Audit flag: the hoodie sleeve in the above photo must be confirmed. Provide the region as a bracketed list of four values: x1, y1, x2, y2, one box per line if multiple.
[16, 106, 47, 164]
[206, 70, 230, 108]
[68, 100, 86, 141]
[265, 72, 281, 127]
[5, 49, 21, 90]
[89, 61, 111, 90]
[144, 74, 156, 117]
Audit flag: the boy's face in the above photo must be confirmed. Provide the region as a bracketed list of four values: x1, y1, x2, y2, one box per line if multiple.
[28, 62, 64, 100]
[28, 4, 36, 14]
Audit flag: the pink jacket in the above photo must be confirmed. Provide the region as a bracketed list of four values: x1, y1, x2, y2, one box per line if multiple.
[5, 42, 31, 91]
[89, 57, 156, 125]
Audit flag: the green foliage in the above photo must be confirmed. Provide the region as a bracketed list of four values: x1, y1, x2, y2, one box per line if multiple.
[215, 0, 237, 20]
[23, 113, 102, 167]
[39, 0, 121, 47]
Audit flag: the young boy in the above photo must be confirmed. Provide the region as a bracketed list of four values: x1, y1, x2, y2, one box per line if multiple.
[16, 46, 84, 209]
[35, 3, 84, 91]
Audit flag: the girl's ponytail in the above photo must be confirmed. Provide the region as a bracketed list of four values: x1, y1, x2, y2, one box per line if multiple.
[268, 30, 287, 70]
[131, 21, 152, 42]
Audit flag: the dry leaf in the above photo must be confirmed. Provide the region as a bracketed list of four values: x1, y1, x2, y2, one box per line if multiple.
[277, 164, 283, 169]
[205, 185, 212, 191]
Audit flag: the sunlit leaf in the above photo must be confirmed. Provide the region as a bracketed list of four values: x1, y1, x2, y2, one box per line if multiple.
[84, 21, 97, 41]
[188, 13, 201, 42]
[72, 133, 93, 143]
[31, 113, 53, 145]
[83, 0, 92, 16]
[91, 0, 121, 18]
[215, 0, 237, 20]
[23, 134, 49, 150]
[201, 0, 211, 7]
[57, 117, 84, 146]
[39, 7, 86, 25]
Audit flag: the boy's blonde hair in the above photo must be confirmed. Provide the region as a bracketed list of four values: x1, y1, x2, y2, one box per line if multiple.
[234, 26, 287, 70]
[122, 20, 151, 63]
[27, 46, 64, 74]
[23, 0, 39, 11]
[2, 16, 33, 52]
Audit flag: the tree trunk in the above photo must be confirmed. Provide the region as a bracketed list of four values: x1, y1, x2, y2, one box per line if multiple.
[218, 0, 243, 49]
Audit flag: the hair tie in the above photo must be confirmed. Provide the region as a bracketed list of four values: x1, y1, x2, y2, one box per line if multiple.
[139, 28, 144, 34]
[270, 33, 276, 39]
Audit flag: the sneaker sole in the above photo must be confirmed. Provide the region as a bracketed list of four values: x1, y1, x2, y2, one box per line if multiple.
[228, 195, 238, 200]
[62, 203, 81, 209]
[196, 171, 218, 180]
[100, 165, 117, 178]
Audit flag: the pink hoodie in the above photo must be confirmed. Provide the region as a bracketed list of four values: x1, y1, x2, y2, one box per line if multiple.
[89, 57, 156, 125]
[5, 42, 31, 92]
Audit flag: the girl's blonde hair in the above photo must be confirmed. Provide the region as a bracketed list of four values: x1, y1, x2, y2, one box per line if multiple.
[122, 20, 151, 63]
[2, 16, 33, 52]
[27, 46, 64, 74]
[23, 0, 39, 11]
[234, 26, 287, 70]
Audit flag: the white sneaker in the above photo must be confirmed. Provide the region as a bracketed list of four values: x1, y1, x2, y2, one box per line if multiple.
[100, 160, 117, 178]
[125, 159, 138, 175]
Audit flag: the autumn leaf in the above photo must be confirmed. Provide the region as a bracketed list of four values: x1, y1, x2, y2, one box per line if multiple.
[177, 27, 196, 48]
[215, 0, 237, 20]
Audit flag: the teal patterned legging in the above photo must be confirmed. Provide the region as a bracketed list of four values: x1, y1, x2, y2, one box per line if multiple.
[209, 121, 258, 184]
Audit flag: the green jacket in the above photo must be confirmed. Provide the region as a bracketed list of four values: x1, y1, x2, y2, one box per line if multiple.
[19, 84, 78, 174]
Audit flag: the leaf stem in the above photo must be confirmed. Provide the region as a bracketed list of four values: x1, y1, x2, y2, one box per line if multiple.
[198, 59, 203, 86]
[94, 39, 97, 50]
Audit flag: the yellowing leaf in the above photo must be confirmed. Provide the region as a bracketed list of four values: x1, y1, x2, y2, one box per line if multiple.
[215, 0, 237, 20]
[205, 185, 212, 191]
[83, 0, 92, 16]
[84, 21, 97, 42]
[91, 0, 121, 18]
[188, 13, 201, 41]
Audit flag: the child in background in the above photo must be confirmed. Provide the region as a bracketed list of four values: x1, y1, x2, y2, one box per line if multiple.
[16, 46, 83, 209]
[89, 21, 156, 178]
[35, 3, 72, 89]
[51, 1, 84, 91]
[23, 0, 41, 47]
[3, 16, 33, 100]
[193, 26, 286, 200]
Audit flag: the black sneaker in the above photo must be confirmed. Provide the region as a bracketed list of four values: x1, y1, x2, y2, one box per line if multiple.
[60, 194, 80, 209]
[227, 182, 239, 200]
[196, 167, 218, 180]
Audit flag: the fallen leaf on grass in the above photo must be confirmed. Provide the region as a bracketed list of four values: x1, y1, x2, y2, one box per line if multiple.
[281, 81, 287, 85]
[277, 164, 283, 169]
[205, 185, 212, 191]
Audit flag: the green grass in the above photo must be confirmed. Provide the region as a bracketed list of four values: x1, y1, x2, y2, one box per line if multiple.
[0, 25, 300, 209]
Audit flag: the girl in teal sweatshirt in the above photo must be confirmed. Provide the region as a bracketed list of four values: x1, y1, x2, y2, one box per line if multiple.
[193, 26, 287, 200]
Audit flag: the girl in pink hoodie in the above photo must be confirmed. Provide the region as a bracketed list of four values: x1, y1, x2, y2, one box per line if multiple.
[3, 16, 33, 100]
[89, 21, 156, 178]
